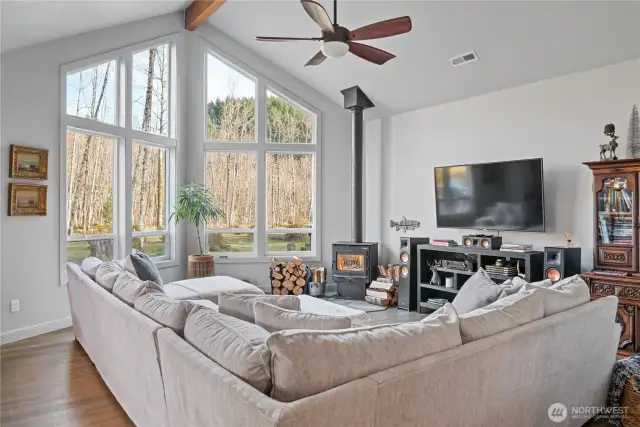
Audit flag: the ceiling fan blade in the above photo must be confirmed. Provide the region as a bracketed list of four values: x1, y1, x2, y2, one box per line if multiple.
[305, 51, 327, 66]
[301, 0, 335, 34]
[349, 16, 412, 41]
[256, 36, 321, 42]
[348, 42, 396, 65]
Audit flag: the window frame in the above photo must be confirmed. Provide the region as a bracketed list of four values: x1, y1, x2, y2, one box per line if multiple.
[201, 40, 322, 263]
[60, 34, 179, 284]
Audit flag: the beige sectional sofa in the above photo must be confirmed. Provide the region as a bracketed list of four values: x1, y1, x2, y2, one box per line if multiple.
[67, 262, 621, 427]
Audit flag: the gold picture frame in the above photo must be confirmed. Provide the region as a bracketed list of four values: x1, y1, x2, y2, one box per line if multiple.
[9, 183, 47, 216]
[9, 144, 49, 180]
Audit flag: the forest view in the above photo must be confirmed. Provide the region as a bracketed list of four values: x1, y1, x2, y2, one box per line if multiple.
[65, 49, 317, 263]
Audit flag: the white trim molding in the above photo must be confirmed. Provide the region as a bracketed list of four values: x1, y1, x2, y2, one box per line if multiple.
[0, 317, 72, 346]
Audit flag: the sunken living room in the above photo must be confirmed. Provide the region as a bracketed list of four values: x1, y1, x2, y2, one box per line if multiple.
[1, 1, 640, 426]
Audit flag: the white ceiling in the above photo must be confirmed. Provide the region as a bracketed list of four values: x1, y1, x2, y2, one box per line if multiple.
[1, 0, 188, 53]
[2, 1, 640, 116]
[209, 0, 640, 115]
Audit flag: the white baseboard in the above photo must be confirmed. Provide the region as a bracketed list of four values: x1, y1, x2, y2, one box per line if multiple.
[1, 317, 72, 345]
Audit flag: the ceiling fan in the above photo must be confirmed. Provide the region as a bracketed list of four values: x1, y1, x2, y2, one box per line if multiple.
[255, 0, 412, 66]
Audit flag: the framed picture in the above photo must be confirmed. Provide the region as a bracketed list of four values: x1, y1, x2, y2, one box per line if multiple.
[9, 144, 49, 180]
[8, 183, 47, 216]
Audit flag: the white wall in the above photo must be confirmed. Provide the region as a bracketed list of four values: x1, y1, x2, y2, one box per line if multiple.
[381, 59, 640, 270]
[187, 25, 351, 288]
[0, 12, 352, 340]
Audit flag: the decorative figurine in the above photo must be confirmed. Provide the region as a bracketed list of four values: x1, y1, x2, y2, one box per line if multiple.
[389, 216, 421, 233]
[427, 260, 441, 286]
[600, 123, 619, 160]
[564, 232, 574, 247]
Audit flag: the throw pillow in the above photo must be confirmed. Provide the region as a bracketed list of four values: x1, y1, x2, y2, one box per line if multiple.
[459, 290, 544, 343]
[266, 303, 461, 402]
[127, 252, 163, 286]
[452, 268, 501, 314]
[94, 261, 124, 291]
[80, 257, 102, 280]
[113, 271, 160, 306]
[520, 274, 590, 317]
[218, 293, 300, 323]
[253, 300, 351, 332]
[135, 292, 195, 336]
[184, 307, 271, 393]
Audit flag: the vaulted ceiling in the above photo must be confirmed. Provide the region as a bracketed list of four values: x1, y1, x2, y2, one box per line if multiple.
[3, 1, 640, 116]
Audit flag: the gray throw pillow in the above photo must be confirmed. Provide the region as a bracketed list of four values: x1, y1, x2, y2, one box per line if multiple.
[80, 257, 102, 280]
[94, 261, 124, 291]
[218, 293, 300, 323]
[452, 268, 502, 314]
[113, 271, 161, 306]
[128, 252, 163, 286]
[135, 292, 195, 336]
[253, 300, 351, 333]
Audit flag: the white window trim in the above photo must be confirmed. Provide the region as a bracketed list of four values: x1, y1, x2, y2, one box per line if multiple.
[59, 34, 179, 284]
[200, 38, 322, 263]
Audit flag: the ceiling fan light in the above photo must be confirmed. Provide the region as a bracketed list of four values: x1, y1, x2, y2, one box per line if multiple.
[321, 41, 349, 59]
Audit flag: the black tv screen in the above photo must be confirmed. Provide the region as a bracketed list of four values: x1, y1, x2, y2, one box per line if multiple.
[434, 158, 545, 232]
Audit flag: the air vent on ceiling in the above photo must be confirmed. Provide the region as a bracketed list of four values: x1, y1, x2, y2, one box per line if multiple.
[449, 51, 478, 67]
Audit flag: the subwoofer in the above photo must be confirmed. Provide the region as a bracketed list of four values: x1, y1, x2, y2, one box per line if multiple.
[462, 235, 503, 250]
[543, 247, 581, 282]
[398, 237, 430, 311]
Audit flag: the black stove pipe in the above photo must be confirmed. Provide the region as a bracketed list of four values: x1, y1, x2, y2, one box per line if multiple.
[340, 86, 375, 243]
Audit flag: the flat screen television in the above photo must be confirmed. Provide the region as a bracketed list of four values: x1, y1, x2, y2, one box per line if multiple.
[434, 158, 545, 232]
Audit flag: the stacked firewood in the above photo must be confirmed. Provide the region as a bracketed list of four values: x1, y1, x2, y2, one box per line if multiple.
[364, 265, 401, 306]
[270, 257, 308, 296]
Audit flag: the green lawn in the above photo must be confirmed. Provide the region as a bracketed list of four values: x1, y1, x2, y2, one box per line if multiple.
[208, 232, 311, 253]
[67, 235, 165, 264]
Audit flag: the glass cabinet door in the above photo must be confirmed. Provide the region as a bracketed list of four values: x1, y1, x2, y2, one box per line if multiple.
[597, 176, 634, 245]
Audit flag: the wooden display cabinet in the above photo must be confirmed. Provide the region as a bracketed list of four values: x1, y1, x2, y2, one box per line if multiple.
[584, 159, 640, 357]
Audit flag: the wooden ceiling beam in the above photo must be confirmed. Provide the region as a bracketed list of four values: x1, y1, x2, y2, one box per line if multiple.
[185, 0, 227, 31]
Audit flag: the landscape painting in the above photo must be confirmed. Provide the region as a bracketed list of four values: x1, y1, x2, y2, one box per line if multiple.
[10, 145, 48, 180]
[9, 183, 47, 216]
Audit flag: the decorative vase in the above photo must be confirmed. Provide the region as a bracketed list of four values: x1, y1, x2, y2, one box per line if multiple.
[187, 254, 215, 278]
[627, 104, 640, 158]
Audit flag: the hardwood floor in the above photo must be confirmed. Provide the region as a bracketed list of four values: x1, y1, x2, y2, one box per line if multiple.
[1, 328, 133, 427]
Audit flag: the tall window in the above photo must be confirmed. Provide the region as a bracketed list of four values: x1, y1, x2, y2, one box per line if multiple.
[62, 37, 177, 270]
[204, 49, 319, 259]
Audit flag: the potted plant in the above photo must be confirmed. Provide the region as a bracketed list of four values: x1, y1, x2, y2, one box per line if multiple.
[170, 182, 225, 278]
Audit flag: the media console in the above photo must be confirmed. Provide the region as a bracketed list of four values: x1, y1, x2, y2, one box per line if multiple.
[416, 244, 544, 312]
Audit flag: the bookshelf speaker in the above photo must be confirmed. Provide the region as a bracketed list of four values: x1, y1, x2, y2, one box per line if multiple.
[543, 247, 581, 282]
[398, 237, 430, 311]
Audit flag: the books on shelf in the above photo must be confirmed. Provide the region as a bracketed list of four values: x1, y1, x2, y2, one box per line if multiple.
[426, 298, 448, 307]
[431, 239, 458, 247]
[485, 265, 518, 276]
[598, 185, 633, 244]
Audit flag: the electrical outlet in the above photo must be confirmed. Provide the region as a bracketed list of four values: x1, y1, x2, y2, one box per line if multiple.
[10, 300, 19, 313]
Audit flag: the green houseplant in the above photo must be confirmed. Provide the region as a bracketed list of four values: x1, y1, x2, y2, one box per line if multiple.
[170, 182, 225, 277]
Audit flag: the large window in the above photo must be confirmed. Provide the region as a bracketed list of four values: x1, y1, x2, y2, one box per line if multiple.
[62, 37, 177, 273]
[204, 48, 319, 259]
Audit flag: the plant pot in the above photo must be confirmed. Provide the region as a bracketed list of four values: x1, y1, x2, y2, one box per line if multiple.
[188, 254, 215, 278]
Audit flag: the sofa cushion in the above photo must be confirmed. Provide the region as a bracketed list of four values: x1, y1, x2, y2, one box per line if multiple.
[266, 303, 461, 402]
[452, 268, 501, 314]
[135, 292, 195, 336]
[459, 290, 544, 343]
[218, 293, 300, 323]
[94, 260, 124, 291]
[163, 283, 202, 300]
[113, 271, 161, 306]
[169, 276, 264, 303]
[521, 274, 590, 317]
[184, 307, 271, 393]
[253, 300, 351, 332]
[127, 252, 163, 285]
[499, 276, 554, 298]
[188, 299, 218, 310]
[80, 257, 102, 280]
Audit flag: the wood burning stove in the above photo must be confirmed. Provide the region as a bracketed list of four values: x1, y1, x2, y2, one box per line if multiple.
[332, 86, 379, 300]
[332, 242, 378, 299]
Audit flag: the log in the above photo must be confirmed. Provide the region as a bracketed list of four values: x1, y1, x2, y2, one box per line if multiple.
[290, 274, 298, 282]
[283, 280, 294, 291]
[272, 279, 282, 288]
[293, 256, 302, 266]
[293, 286, 303, 295]
[281, 288, 289, 295]
[296, 277, 305, 287]
[272, 288, 281, 295]
[299, 264, 307, 272]
[287, 261, 295, 269]
[273, 272, 284, 280]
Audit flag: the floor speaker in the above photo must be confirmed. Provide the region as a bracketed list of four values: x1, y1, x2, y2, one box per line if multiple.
[543, 247, 581, 282]
[398, 237, 430, 311]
